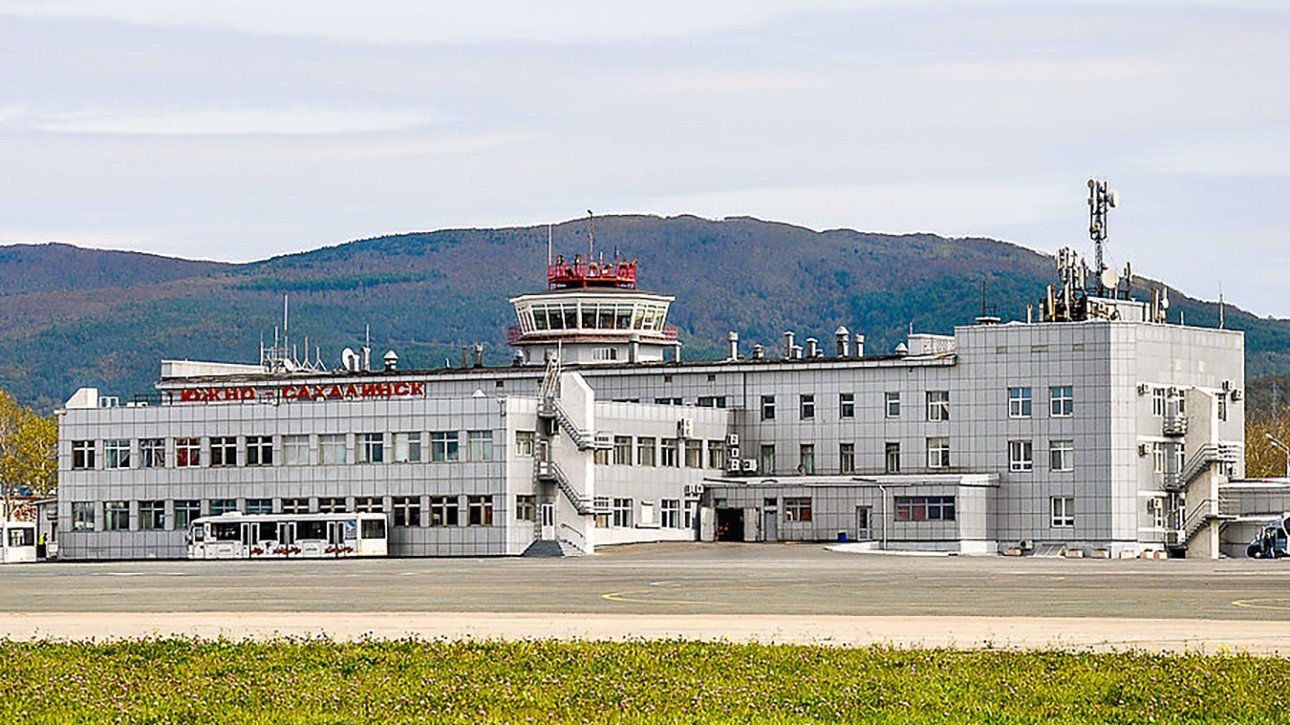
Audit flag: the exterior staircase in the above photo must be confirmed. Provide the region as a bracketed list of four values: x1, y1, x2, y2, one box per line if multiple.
[534, 459, 594, 515]
[522, 539, 585, 557]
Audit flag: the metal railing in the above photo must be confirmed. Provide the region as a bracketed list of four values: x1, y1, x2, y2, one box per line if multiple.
[534, 459, 593, 515]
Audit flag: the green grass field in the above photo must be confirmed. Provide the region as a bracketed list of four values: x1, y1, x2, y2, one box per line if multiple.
[1, 639, 1287, 723]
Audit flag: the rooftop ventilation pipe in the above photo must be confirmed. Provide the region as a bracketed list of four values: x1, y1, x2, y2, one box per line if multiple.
[783, 331, 795, 359]
[854, 333, 865, 357]
[473, 344, 484, 368]
[791, 344, 803, 360]
[806, 338, 819, 358]
[727, 331, 739, 361]
[835, 326, 850, 357]
[383, 350, 399, 371]
[752, 343, 765, 360]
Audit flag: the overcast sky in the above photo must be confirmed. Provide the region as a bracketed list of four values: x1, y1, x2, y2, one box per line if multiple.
[1, 1, 1287, 316]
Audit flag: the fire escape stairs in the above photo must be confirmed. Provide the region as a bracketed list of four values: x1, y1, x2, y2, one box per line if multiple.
[534, 458, 594, 515]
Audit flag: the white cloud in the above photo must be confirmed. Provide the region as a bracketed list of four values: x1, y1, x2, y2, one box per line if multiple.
[27, 107, 440, 136]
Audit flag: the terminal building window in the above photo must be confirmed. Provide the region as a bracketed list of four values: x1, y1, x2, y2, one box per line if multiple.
[175, 438, 201, 468]
[1050, 440, 1075, 472]
[660, 439, 680, 468]
[761, 395, 776, 421]
[1051, 497, 1075, 527]
[685, 440, 703, 468]
[1152, 442, 1166, 474]
[246, 498, 273, 515]
[394, 432, 422, 462]
[355, 497, 383, 513]
[516, 495, 537, 522]
[800, 394, 815, 420]
[318, 497, 346, 513]
[358, 433, 384, 464]
[432, 431, 460, 462]
[594, 497, 611, 528]
[1008, 440, 1033, 472]
[138, 501, 165, 530]
[393, 497, 421, 526]
[320, 434, 347, 465]
[210, 437, 238, 467]
[429, 496, 458, 526]
[1218, 396, 1228, 422]
[140, 438, 165, 468]
[885, 392, 901, 418]
[246, 436, 274, 466]
[594, 447, 610, 465]
[840, 393, 855, 419]
[468, 431, 494, 462]
[281, 498, 310, 514]
[467, 495, 494, 526]
[684, 498, 699, 529]
[637, 437, 656, 467]
[926, 438, 950, 469]
[799, 444, 815, 475]
[72, 440, 96, 470]
[1008, 387, 1033, 418]
[1050, 386, 1074, 417]
[612, 498, 633, 528]
[72, 502, 95, 531]
[515, 431, 536, 459]
[707, 440, 726, 469]
[104, 501, 130, 530]
[840, 443, 855, 474]
[174, 500, 200, 529]
[885, 442, 901, 473]
[760, 445, 776, 475]
[660, 499, 681, 528]
[784, 497, 812, 522]
[210, 499, 237, 516]
[1152, 388, 1166, 417]
[697, 396, 727, 408]
[926, 391, 950, 421]
[283, 435, 309, 465]
[895, 496, 955, 522]
[613, 436, 632, 465]
[104, 439, 131, 470]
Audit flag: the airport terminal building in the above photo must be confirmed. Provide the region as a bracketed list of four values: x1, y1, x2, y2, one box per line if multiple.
[54, 226, 1255, 560]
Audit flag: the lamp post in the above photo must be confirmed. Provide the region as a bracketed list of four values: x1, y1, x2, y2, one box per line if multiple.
[1268, 434, 1290, 478]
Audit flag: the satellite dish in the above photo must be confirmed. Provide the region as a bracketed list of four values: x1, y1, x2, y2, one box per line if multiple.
[341, 347, 358, 372]
[1108, 189, 1120, 207]
[1100, 268, 1120, 290]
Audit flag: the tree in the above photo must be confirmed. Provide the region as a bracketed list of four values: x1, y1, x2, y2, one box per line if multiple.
[0, 389, 58, 519]
[1247, 407, 1290, 478]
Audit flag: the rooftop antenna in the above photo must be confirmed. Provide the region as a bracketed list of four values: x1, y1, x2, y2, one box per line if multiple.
[1218, 282, 1226, 329]
[547, 223, 554, 266]
[283, 294, 290, 357]
[1087, 178, 1119, 296]
[587, 209, 595, 261]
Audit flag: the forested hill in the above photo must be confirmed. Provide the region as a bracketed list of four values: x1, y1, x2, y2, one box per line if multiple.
[1, 215, 1286, 411]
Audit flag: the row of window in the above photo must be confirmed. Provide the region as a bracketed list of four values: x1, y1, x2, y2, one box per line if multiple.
[596, 437, 727, 469]
[748, 437, 1077, 476]
[70, 431, 497, 471]
[759, 495, 1077, 528]
[69, 494, 504, 532]
[590, 497, 700, 529]
[761, 387, 1075, 422]
[1006, 440, 1076, 473]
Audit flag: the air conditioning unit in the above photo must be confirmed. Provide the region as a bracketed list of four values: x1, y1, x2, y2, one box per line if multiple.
[1137, 443, 1149, 457]
[593, 433, 613, 449]
[728, 447, 740, 460]
[1232, 389, 1243, 401]
[1222, 380, 1234, 393]
[1146, 498, 1159, 512]
[677, 418, 694, 438]
[1137, 383, 1149, 396]
[726, 433, 739, 446]
[741, 459, 757, 473]
[726, 458, 742, 473]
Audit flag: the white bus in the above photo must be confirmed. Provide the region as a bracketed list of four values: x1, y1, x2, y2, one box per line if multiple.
[0, 522, 38, 564]
[187, 512, 388, 560]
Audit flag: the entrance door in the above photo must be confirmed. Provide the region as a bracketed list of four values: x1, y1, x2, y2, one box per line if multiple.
[855, 506, 872, 540]
[763, 509, 778, 542]
[240, 523, 255, 558]
[540, 503, 556, 540]
[327, 521, 346, 555]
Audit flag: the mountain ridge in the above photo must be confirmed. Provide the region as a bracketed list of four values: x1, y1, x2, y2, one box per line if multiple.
[0, 214, 1285, 411]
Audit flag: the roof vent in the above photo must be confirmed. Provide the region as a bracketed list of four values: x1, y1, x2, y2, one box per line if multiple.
[383, 350, 399, 371]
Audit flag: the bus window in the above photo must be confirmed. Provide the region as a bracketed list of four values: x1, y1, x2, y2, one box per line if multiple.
[361, 519, 386, 540]
[297, 520, 327, 540]
[190, 526, 205, 543]
[211, 523, 241, 541]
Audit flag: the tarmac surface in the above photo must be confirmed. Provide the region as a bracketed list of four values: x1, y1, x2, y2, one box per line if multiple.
[6, 543, 1290, 652]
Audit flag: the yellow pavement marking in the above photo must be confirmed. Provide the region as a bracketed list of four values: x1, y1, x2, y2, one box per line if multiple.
[601, 589, 726, 606]
[1232, 598, 1290, 611]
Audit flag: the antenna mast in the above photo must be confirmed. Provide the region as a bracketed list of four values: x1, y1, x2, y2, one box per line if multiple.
[1087, 179, 1118, 296]
[586, 209, 595, 261]
[547, 223, 553, 266]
